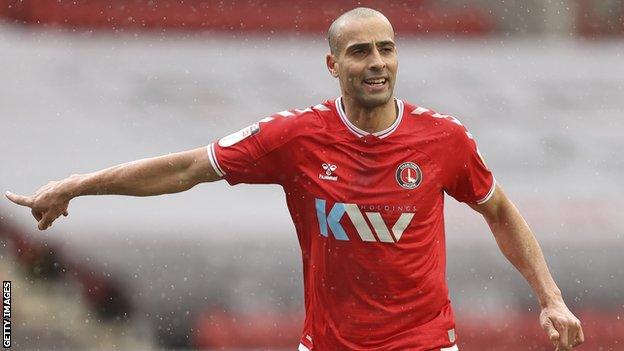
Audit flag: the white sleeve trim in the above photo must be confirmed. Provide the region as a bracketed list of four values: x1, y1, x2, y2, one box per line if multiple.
[206, 143, 225, 177]
[476, 177, 496, 205]
[298, 343, 310, 351]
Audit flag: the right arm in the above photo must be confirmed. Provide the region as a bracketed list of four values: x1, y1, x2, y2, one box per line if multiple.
[5, 146, 221, 230]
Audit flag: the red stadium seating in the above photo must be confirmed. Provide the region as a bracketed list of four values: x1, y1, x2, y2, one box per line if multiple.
[0, 0, 493, 35]
[0, 215, 131, 321]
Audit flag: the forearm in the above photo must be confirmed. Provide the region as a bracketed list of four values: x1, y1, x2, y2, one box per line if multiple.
[62, 148, 214, 198]
[5, 147, 218, 230]
[485, 199, 563, 307]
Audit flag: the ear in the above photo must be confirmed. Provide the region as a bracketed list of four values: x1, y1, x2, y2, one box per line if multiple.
[326, 53, 339, 78]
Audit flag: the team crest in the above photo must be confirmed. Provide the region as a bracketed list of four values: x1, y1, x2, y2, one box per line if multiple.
[396, 162, 422, 189]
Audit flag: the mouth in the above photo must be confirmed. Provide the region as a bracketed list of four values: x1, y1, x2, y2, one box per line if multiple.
[363, 77, 388, 87]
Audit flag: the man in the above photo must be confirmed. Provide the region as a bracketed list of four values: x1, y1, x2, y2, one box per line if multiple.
[6, 7, 583, 351]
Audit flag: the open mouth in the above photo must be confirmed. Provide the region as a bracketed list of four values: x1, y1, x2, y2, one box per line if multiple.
[363, 78, 388, 87]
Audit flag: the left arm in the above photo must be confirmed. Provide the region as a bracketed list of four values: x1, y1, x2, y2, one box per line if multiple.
[469, 184, 584, 351]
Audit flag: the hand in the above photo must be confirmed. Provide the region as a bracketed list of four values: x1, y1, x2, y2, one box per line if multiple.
[540, 301, 584, 350]
[5, 179, 74, 230]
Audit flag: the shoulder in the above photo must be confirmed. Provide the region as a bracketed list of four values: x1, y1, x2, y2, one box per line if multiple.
[238, 101, 330, 151]
[265, 102, 329, 137]
[401, 100, 471, 141]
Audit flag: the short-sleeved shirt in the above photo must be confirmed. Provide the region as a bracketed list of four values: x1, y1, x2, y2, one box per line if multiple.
[207, 97, 495, 351]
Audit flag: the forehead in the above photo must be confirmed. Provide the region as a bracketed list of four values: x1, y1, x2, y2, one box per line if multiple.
[337, 16, 394, 51]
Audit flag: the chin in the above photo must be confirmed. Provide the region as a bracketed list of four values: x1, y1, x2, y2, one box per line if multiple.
[358, 92, 393, 108]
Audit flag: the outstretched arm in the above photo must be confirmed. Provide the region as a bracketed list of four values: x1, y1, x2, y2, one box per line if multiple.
[5, 146, 221, 230]
[469, 184, 584, 351]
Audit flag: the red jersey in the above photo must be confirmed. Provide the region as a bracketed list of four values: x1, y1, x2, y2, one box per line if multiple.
[208, 97, 495, 351]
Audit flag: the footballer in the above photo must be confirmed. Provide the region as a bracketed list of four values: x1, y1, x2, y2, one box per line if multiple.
[6, 7, 583, 351]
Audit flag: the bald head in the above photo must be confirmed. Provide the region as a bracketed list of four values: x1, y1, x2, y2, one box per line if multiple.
[328, 7, 393, 56]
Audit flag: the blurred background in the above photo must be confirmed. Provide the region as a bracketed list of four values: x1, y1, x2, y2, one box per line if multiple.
[0, 0, 623, 350]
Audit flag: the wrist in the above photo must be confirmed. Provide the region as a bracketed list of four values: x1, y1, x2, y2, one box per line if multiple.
[61, 174, 85, 199]
[539, 289, 564, 309]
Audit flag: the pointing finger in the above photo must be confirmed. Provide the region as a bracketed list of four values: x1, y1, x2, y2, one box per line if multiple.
[5, 191, 34, 207]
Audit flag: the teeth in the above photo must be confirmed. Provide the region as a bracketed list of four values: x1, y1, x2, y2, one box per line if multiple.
[365, 78, 386, 85]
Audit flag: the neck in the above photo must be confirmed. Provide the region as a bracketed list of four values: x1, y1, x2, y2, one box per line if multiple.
[341, 96, 397, 134]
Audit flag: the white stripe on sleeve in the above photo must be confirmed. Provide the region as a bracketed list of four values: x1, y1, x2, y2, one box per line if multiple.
[206, 143, 225, 177]
[476, 177, 497, 205]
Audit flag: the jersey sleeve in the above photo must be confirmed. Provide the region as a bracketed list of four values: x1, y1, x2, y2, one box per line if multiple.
[207, 114, 294, 185]
[442, 121, 496, 204]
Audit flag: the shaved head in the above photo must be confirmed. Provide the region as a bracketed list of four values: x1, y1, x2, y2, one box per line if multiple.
[328, 7, 394, 56]
[325, 7, 398, 109]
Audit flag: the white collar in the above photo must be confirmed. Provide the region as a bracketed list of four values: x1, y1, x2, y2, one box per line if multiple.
[335, 97, 403, 139]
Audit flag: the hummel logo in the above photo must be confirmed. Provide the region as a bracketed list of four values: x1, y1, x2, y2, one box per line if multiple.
[319, 163, 338, 181]
[322, 163, 337, 175]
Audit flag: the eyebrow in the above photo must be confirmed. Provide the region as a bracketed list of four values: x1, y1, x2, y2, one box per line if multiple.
[345, 40, 395, 52]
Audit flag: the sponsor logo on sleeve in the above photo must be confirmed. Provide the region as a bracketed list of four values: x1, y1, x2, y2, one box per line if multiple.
[218, 123, 260, 147]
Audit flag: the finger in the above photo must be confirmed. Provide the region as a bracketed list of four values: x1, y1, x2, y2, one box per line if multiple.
[31, 208, 43, 221]
[542, 317, 559, 346]
[572, 323, 584, 347]
[62, 210, 68, 217]
[567, 323, 577, 349]
[577, 324, 585, 343]
[5, 191, 34, 207]
[556, 323, 570, 350]
[38, 212, 57, 231]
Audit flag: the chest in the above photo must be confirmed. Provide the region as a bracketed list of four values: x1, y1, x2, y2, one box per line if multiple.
[290, 138, 442, 201]
[284, 138, 445, 243]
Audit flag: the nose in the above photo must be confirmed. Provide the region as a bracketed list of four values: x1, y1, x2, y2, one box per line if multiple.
[368, 47, 386, 71]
